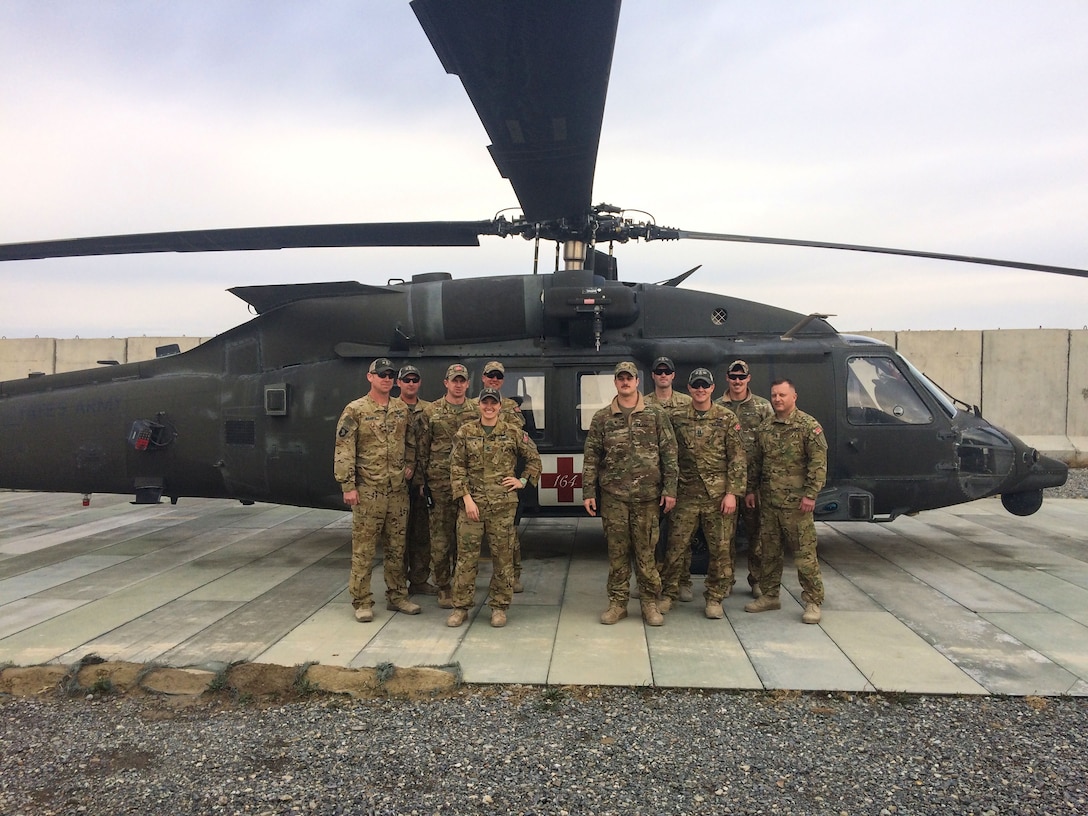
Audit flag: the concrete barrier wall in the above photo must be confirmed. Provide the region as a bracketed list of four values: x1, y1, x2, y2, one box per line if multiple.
[0, 337, 206, 381]
[2, 330, 1085, 463]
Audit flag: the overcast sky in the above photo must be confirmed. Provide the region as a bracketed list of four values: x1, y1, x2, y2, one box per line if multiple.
[2, 0, 1086, 339]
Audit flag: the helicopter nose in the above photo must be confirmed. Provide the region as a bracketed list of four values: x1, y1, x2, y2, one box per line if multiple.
[1006, 450, 1068, 494]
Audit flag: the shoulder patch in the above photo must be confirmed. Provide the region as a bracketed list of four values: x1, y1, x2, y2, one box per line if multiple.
[814, 426, 823, 435]
[337, 426, 350, 438]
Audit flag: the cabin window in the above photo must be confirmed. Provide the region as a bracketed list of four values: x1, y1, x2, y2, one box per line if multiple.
[579, 369, 639, 431]
[507, 370, 545, 437]
[846, 357, 932, 425]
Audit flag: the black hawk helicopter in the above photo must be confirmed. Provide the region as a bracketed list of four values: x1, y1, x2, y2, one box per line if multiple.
[0, 0, 1082, 522]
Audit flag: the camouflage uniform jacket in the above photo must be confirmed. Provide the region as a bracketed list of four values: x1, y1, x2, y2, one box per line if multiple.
[582, 394, 678, 502]
[450, 418, 542, 507]
[717, 391, 773, 460]
[645, 390, 692, 418]
[333, 394, 416, 493]
[749, 408, 828, 508]
[499, 396, 525, 429]
[404, 398, 430, 488]
[672, 403, 747, 500]
[419, 398, 478, 496]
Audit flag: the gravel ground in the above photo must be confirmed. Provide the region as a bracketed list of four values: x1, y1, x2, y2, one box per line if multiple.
[1045, 465, 1088, 499]
[2, 688, 1087, 815]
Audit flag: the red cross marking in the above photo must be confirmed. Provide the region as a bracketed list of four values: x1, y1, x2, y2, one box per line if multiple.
[541, 456, 582, 503]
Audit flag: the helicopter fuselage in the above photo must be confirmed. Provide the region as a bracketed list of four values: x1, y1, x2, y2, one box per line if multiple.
[0, 271, 1066, 519]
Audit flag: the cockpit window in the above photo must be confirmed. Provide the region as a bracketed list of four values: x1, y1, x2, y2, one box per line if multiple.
[847, 357, 933, 425]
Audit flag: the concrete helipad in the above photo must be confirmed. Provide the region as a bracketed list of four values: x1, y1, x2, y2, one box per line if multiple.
[1, 490, 1086, 695]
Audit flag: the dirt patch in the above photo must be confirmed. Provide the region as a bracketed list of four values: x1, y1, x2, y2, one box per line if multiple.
[0, 658, 462, 705]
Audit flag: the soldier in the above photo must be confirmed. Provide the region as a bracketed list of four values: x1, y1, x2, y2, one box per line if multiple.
[398, 364, 438, 596]
[334, 357, 420, 622]
[716, 359, 774, 597]
[644, 356, 693, 412]
[583, 361, 678, 627]
[446, 388, 542, 628]
[744, 378, 828, 624]
[418, 363, 477, 609]
[644, 355, 696, 601]
[481, 360, 527, 594]
[660, 368, 746, 619]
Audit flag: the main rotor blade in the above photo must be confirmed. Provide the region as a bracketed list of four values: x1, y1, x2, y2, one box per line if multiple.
[675, 230, 1088, 278]
[412, 0, 621, 223]
[0, 221, 498, 262]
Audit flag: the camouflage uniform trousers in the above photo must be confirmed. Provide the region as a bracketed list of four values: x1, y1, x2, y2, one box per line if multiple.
[405, 489, 431, 588]
[736, 502, 762, 590]
[349, 486, 409, 610]
[452, 500, 517, 611]
[600, 492, 663, 605]
[662, 496, 737, 603]
[756, 503, 824, 605]
[428, 491, 459, 592]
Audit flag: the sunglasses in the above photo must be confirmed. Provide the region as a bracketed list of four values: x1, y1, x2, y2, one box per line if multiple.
[690, 381, 712, 389]
[484, 371, 504, 379]
[399, 376, 420, 384]
[727, 373, 748, 380]
[374, 371, 395, 379]
[653, 368, 673, 376]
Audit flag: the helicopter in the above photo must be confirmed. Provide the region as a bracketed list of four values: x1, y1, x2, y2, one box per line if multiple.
[0, 0, 1083, 522]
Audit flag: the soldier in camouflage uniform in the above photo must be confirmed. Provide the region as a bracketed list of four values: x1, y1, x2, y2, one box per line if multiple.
[397, 364, 438, 596]
[583, 361, 678, 627]
[418, 363, 477, 609]
[446, 388, 542, 629]
[644, 356, 696, 600]
[661, 368, 746, 619]
[334, 358, 419, 622]
[716, 359, 774, 597]
[481, 361, 527, 594]
[744, 378, 828, 624]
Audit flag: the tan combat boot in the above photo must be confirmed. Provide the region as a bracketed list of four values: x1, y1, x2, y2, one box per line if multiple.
[446, 608, 468, 627]
[658, 596, 673, 613]
[641, 600, 664, 626]
[802, 602, 822, 624]
[490, 609, 507, 628]
[599, 604, 628, 625]
[387, 599, 422, 615]
[743, 594, 781, 613]
[678, 585, 694, 603]
[437, 588, 455, 609]
[354, 606, 374, 623]
[704, 600, 724, 619]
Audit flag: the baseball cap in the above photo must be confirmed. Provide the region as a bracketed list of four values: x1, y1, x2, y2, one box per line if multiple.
[478, 387, 502, 402]
[614, 361, 639, 377]
[483, 361, 505, 375]
[652, 356, 675, 372]
[688, 368, 714, 386]
[369, 357, 396, 374]
[728, 360, 750, 375]
[445, 363, 469, 380]
[398, 364, 421, 379]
